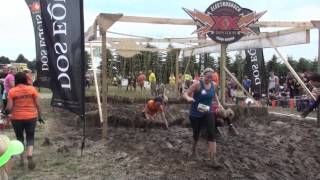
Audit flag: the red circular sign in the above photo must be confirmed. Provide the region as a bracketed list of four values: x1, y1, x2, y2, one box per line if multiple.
[205, 0, 244, 44]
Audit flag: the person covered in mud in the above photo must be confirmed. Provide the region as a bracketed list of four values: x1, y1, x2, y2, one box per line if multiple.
[211, 104, 238, 136]
[301, 73, 320, 118]
[5, 72, 43, 170]
[183, 68, 221, 168]
[143, 94, 169, 129]
[210, 72, 238, 135]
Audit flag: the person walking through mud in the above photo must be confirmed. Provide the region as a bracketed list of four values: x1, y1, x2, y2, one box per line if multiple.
[183, 68, 221, 168]
[143, 94, 169, 129]
[5, 72, 43, 170]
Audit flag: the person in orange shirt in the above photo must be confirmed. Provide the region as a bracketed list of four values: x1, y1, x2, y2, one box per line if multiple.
[143, 95, 169, 129]
[6, 72, 42, 170]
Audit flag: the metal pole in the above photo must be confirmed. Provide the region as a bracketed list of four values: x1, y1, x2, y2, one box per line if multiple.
[220, 44, 227, 106]
[101, 31, 108, 139]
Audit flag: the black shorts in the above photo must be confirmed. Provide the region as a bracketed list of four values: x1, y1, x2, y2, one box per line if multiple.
[189, 113, 216, 142]
[11, 119, 37, 146]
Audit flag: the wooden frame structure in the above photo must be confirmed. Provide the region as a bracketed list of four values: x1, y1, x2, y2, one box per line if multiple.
[85, 13, 320, 138]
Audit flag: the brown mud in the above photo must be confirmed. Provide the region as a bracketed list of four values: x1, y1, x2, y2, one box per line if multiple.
[9, 99, 320, 180]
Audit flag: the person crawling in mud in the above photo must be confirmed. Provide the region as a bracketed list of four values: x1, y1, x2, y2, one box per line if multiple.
[183, 68, 222, 168]
[301, 73, 320, 118]
[143, 94, 169, 129]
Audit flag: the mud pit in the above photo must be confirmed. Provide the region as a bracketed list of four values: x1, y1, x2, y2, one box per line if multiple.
[11, 100, 320, 180]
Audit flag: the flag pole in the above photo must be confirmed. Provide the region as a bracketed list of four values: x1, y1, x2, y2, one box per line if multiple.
[80, 0, 86, 156]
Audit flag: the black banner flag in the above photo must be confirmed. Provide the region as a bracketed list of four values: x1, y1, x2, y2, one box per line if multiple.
[40, 0, 85, 115]
[25, 0, 50, 88]
[245, 42, 265, 99]
[243, 8, 265, 99]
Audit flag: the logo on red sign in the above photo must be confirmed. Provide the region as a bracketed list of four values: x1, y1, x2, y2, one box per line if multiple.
[183, 0, 266, 44]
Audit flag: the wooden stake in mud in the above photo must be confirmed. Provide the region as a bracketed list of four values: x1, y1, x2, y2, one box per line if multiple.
[311, 21, 320, 128]
[220, 44, 227, 106]
[175, 50, 180, 95]
[89, 43, 104, 124]
[94, 13, 123, 138]
[101, 31, 108, 139]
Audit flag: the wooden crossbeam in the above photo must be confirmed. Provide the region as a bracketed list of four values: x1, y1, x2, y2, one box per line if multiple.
[85, 43, 178, 52]
[91, 37, 208, 44]
[117, 15, 314, 28]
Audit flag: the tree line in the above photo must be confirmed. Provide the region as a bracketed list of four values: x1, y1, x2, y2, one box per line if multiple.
[104, 46, 317, 90]
[2, 49, 317, 90]
[0, 54, 37, 71]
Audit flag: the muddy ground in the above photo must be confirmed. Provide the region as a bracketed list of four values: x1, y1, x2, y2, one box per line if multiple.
[6, 99, 320, 180]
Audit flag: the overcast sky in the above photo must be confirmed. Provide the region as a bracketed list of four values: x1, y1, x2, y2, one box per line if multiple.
[0, 0, 319, 61]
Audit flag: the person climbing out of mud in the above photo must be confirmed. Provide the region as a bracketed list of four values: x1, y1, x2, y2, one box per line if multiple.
[183, 68, 222, 168]
[301, 73, 320, 118]
[143, 94, 169, 129]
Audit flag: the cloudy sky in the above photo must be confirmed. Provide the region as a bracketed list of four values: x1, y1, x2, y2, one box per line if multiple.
[0, 0, 319, 61]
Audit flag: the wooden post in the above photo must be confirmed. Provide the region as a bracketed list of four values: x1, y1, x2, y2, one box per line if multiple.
[311, 21, 320, 128]
[90, 43, 104, 124]
[175, 50, 180, 95]
[312, 21, 320, 128]
[184, 49, 193, 75]
[101, 30, 108, 139]
[220, 44, 227, 106]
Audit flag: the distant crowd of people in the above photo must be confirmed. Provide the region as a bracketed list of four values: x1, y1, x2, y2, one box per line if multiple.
[266, 71, 318, 110]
